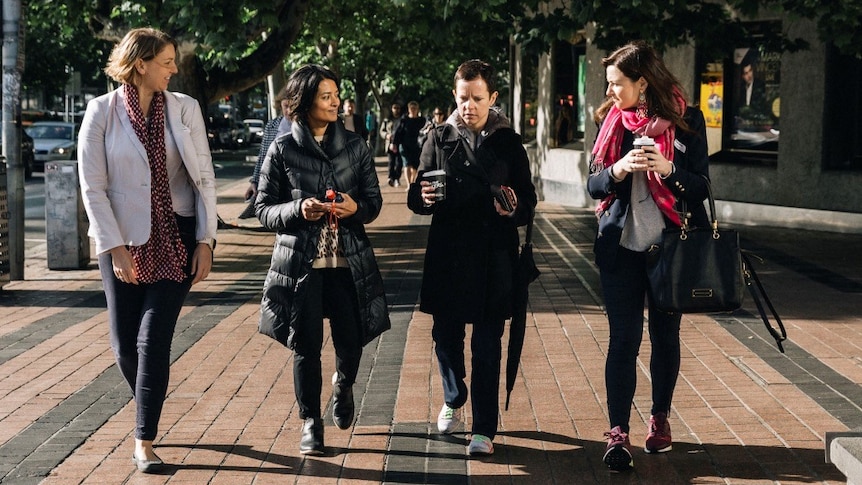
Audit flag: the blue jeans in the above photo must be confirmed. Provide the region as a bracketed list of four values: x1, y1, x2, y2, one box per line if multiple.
[600, 247, 681, 433]
[432, 315, 505, 439]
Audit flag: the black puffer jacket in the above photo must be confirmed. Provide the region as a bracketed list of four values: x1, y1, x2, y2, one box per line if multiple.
[407, 111, 537, 322]
[255, 119, 390, 348]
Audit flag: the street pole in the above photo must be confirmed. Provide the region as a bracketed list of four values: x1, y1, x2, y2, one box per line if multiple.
[2, 0, 25, 280]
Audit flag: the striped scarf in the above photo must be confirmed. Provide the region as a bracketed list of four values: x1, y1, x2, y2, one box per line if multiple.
[123, 84, 188, 283]
[591, 91, 686, 226]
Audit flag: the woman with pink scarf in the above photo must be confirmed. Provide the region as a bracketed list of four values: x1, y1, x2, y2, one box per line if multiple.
[587, 41, 710, 471]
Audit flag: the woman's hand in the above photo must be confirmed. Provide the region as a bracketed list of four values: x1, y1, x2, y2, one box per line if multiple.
[190, 244, 213, 285]
[110, 245, 139, 285]
[301, 198, 329, 221]
[329, 192, 358, 219]
[419, 180, 438, 206]
[612, 146, 672, 179]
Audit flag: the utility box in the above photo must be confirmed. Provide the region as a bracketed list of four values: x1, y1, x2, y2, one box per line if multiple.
[45, 161, 90, 270]
[0, 159, 9, 289]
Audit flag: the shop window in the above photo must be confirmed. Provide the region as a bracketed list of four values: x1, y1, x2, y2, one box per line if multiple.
[823, 45, 862, 171]
[521, 57, 538, 142]
[699, 21, 781, 164]
[552, 40, 586, 148]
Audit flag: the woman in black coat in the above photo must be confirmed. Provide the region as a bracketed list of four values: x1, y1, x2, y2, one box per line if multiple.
[255, 64, 390, 456]
[407, 59, 537, 457]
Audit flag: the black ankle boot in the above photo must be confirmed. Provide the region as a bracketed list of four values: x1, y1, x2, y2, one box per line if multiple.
[299, 417, 324, 455]
[332, 384, 355, 430]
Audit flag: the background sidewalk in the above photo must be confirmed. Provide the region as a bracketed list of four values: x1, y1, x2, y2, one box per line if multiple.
[1, 154, 860, 484]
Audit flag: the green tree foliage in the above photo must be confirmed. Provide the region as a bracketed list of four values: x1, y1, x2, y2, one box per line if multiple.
[438, 0, 862, 59]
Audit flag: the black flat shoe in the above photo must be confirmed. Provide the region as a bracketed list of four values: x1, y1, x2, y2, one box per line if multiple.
[332, 384, 355, 430]
[300, 417, 324, 455]
[132, 453, 164, 473]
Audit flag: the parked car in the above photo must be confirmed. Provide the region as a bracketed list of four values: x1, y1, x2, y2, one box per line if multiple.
[243, 118, 265, 142]
[25, 121, 79, 172]
[0, 128, 35, 179]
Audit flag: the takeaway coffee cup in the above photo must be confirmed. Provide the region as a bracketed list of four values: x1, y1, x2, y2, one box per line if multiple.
[422, 169, 446, 202]
[633, 136, 655, 151]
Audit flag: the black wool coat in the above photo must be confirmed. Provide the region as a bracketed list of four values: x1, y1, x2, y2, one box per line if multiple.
[255, 119, 390, 348]
[407, 120, 537, 322]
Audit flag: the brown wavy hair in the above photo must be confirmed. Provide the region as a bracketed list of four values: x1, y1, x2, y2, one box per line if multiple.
[593, 41, 688, 131]
[104, 28, 178, 85]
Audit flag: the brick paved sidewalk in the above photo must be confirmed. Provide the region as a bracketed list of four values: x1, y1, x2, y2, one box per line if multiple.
[1, 155, 860, 484]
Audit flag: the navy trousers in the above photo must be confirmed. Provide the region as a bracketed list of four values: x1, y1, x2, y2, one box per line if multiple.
[600, 247, 681, 433]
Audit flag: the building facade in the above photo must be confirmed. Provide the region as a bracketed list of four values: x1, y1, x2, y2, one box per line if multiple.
[512, 17, 862, 233]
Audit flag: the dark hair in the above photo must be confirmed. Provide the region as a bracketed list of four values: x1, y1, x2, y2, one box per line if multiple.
[285, 64, 339, 124]
[594, 41, 688, 130]
[454, 59, 497, 94]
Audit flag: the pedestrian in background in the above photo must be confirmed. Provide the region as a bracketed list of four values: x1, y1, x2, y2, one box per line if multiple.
[587, 40, 709, 471]
[396, 100, 427, 185]
[341, 98, 369, 142]
[245, 86, 292, 204]
[407, 59, 536, 457]
[380, 103, 403, 186]
[78, 27, 217, 473]
[255, 64, 390, 456]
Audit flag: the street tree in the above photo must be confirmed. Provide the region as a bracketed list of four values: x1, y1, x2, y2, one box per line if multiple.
[25, 0, 312, 112]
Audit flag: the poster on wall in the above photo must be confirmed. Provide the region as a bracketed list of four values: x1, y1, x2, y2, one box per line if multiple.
[700, 72, 723, 129]
[729, 40, 781, 153]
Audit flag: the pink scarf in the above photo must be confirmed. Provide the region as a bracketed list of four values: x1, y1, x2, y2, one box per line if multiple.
[592, 91, 686, 226]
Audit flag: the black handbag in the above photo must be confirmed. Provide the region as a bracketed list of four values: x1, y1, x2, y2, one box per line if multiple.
[646, 181, 745, 314]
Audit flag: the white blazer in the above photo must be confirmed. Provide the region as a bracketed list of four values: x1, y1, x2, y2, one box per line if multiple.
[78, 88, 217, 255]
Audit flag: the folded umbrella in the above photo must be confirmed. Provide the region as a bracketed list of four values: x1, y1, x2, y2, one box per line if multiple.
[505, 211, 540, 411]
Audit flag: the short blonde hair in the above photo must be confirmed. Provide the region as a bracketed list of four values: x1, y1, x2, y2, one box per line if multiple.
[104, 28, 178, 85]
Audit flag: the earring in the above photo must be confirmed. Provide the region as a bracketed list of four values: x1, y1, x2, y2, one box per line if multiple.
[636, 91, 648, 119]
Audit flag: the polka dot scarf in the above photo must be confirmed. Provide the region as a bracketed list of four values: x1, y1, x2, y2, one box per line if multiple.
[123, 83, 188, 283]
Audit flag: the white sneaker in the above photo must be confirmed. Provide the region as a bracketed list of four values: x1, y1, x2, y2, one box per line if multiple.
[468, 434, 494, 456]
[437, 404, 462, 434]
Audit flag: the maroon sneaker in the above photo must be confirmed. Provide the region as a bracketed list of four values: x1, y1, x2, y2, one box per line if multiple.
[603, 426, 633, 471]
[644, 412, 672, 453]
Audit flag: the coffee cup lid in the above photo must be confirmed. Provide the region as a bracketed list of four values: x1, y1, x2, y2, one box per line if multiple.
[633, 136, 655, 146]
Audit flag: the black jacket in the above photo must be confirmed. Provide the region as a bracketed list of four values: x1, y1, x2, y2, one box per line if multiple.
[587, 107, 710, 271]
[407, 114, 537, 322]
[255, 119, 390, 348]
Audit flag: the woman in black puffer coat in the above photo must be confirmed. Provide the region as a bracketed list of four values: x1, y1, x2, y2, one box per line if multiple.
[254, 65, 390, 456]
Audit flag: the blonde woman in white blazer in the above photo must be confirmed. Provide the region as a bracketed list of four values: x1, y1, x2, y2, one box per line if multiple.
[77, 28, 217, 474]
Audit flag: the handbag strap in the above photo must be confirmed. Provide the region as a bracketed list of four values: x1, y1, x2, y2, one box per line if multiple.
[741, 252, 788, 353]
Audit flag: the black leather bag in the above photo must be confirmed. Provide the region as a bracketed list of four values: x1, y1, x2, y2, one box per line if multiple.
[646, 181, 745, 314]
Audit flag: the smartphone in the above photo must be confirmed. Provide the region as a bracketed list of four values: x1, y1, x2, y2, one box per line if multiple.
[492, 185, 516, 212]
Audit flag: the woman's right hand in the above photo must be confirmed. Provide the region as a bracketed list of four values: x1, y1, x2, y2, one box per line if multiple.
[612, 148, 651, 179]
[301, 198, 328, 221]
[419, 180, 437, 206]
[110, 245, 139, 285]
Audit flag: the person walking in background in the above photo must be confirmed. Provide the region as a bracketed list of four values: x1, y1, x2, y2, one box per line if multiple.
[587, 41, 709, 471]
[365, 108, 378, 153]
[78, 27, 218, 473]
[380, 103, 403, 186]
[396, 100, 427, 185]
[407, 59, 536, 457]
[244, 86, 292, 204]
[254, 64, 390, 456]
[418, 106, 447, 150]
[341, 98, 369, 142]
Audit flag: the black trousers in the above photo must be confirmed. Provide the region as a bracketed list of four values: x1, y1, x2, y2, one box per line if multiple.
[387, 151, 403, 182]
[293, 268, 363, 420]
[432, 315, 506, 440]
[99, 215, 196, 441]
[600, 247, 681, 433]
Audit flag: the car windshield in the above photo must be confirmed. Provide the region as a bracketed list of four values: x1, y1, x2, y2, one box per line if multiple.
[28, 125, 72, 140]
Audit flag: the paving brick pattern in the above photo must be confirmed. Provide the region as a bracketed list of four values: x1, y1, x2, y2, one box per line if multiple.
[0, 155, 859, 484]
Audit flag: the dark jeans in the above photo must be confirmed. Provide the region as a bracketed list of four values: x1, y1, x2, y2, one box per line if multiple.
[600, 247, 681, 433]
[432, 315, 505, 439]
[99, 215, 196, 441]
[387, 151, 403, 182]
[293, 268, 363, 420]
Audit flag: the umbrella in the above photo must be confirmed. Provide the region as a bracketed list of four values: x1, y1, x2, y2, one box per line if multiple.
[505, 209, 540, 410]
